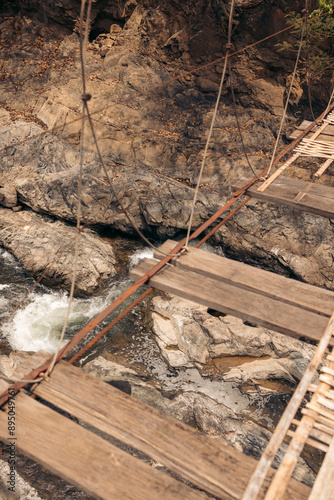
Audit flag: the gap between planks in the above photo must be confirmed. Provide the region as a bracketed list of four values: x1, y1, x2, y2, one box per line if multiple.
[0, 351, 310, 500]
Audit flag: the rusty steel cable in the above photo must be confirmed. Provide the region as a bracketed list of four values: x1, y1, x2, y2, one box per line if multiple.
[1, 97, 333, 404]
[69, 199, 253, 364]
[0, 189, 249, 407]
[69, 287, 153, 364]
[195, 196, 251, 248]
[45, 0, 93, 378]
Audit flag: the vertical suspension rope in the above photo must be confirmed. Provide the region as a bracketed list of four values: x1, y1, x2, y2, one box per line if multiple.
[45, 0, 92, 377]
[185, 0, 236, 248]
[265, 5, 307, 179]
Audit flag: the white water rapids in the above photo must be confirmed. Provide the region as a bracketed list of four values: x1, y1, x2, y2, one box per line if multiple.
[0, 247, 154, 354]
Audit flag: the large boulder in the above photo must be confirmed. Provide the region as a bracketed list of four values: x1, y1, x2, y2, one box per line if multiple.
[149, 293, 318, 384]
[0, 208, 117, 295]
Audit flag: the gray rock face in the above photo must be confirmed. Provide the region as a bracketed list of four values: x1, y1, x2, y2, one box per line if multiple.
[0, 7, 333, 290]
[14, 161, 222, 236]
[0, 208, 117, 295]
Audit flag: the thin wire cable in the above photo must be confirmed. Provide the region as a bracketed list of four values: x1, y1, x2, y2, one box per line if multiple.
[0, 23, 301, 156]
[228, 58, 260, 179]
[3, 1, 91, 385]
[265, 15, 306, 178]
[45, 0, 91, 377]
[184, 0, 235, 248]
[83, 103, 182, 257]
[305, 8, 316, 121]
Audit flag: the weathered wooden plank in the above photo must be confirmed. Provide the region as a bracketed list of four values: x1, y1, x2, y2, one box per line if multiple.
[235, 175, 334, 200]
[288, 120, 315, 140]
[130, 259, 332, 345]
[308, 438, 334, 500]
[0, 352, 310, 500]
[0, 391, 208, 500]
[314, 158, 333, 178]
[232, 175, 334, 218]
[304, 132, 334, 144]
[0, 352, 211, 500]
[154, 240, 334, 318]
[10, 352, 309, 500]
[288, 121, 334, 140]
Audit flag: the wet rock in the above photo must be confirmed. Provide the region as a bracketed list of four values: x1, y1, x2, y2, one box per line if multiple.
[0, 209, 117, 295]
[149, 294, 318, 383]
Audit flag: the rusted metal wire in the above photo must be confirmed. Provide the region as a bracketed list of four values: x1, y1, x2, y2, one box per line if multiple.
[0, 191, 247, 407]
[233, 100, 334, 198]
[195, 196, 251, 247]
[69, 287, 153, 364]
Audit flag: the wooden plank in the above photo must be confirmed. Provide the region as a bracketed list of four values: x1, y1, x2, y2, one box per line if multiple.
[0, 351, 207, 500]
[304, 132, 334, 144]
[256, 154, 300, 193]
[288, 120, 315, 140]
[23, 357, 306, 500]
[308, 438, 334, 500]
[232, 175, 334, 218]
[0, 352, 310, 500]
[314, 159, 333, 178]
[130, 259, 333, 345]
[0, 353, 209, 500]
[0, 391, 208, 500]
[288, 122, 334, 141]
[154, 240, 334, 318]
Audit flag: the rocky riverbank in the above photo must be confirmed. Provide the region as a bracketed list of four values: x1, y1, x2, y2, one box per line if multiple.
[0, 0, 333, 496]
[0, 0, 333, 293]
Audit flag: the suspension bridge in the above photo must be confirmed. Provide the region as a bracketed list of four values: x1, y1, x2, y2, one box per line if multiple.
[1, 0, 334, 498]
[0, 103, 333, 499]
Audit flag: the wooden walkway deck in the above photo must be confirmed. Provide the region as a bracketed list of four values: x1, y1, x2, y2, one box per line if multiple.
[233, 111, 334, 214]
[288, 120, 334, 142]
[0, 351, 309, 499]
[288, 120, 334, 143]
[232, 174, 334, 218]
[130, 239, 334, 346]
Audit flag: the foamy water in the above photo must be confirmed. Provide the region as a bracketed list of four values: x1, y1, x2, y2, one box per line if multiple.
[128, 248, 154, 268]
[0, 246, 153, 353]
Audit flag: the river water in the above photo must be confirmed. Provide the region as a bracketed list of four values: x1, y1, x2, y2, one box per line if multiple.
[0, 244, 153, 357]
